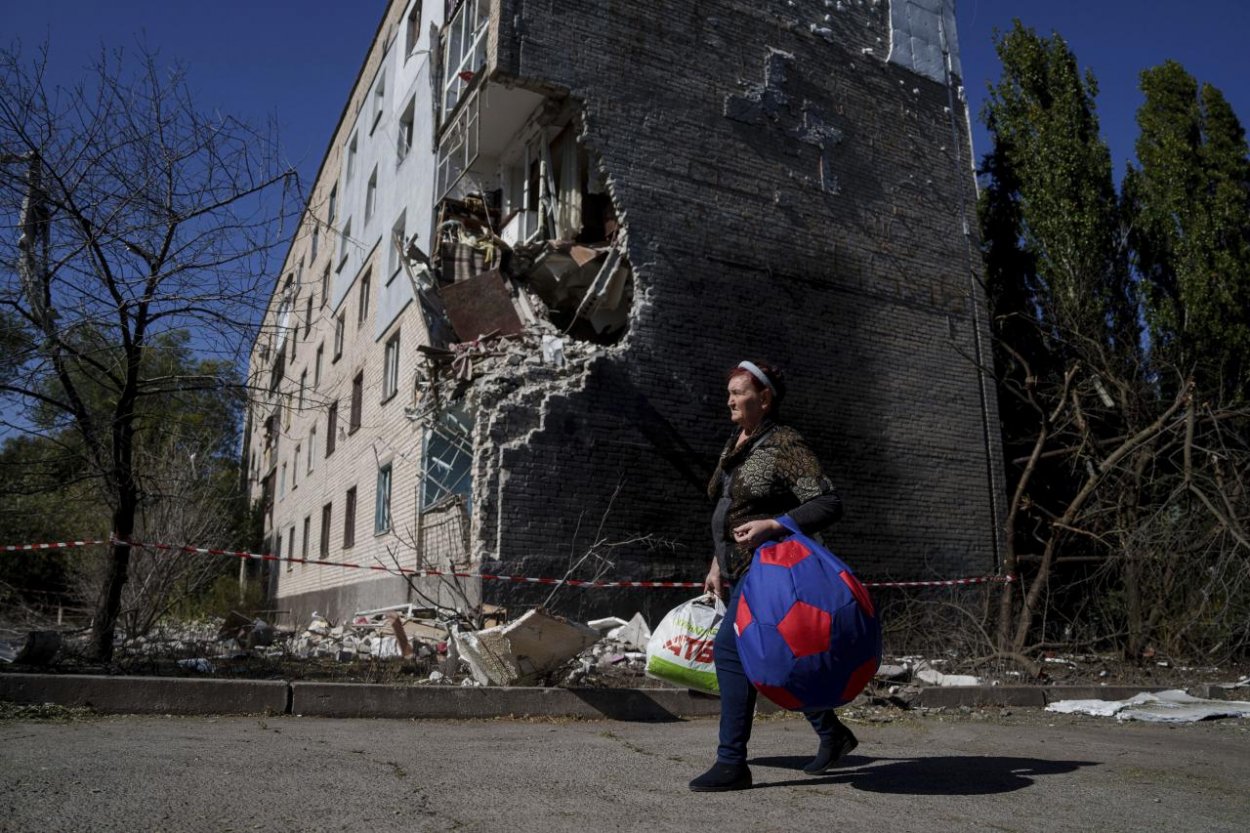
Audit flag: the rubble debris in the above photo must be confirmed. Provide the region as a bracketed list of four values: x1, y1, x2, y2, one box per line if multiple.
[913, 660, 981, 688]
[440, 269, 525, 341]
[607, 612, 651, 652]
[1047, 690, 1250, 723]
[453, 608, 601, 686]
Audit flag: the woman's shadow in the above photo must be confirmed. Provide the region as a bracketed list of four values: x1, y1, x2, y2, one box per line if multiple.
[748, 754, 1098, 794]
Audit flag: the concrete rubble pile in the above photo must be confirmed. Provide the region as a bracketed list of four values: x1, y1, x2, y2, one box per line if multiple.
[287, 608, 453, 663]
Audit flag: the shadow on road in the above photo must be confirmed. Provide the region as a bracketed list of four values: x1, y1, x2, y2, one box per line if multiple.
[748, 754, 1099, 795]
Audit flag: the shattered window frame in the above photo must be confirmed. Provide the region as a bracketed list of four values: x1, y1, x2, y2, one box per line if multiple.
[320, 503, 332, 558]
[375, 463, 393, 535]
[344, 486, 357, 548]
[420, 405, 473, 513]
[440, 0, 488, 119]
[382, 330, 401, 403]
[434, 87, 480, 202]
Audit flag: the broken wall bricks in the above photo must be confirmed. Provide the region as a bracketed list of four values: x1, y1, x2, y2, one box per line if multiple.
[472, 0, 1005, 622]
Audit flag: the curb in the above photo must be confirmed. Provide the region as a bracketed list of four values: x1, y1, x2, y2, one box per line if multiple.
[0, 673, 289, 715]
[911, 685, 1172, 709]
[2, 673, 1209, 718]
[290, 682, 732, 720]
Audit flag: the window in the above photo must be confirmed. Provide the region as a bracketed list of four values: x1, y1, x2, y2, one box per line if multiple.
[358, 269, 372, 325]
[276, 532, 283, 568]
[436, 89, 480, 201]
[349, 372, 364, 433]
[298, 370, 307, 410]
[286, 526, 296, 571]
[311, 222, 320, 262]
[302, 516, 311, 559]
[304, 294, 313, 339]
[293, 444, 301, 488]
[327, 400, 338, 456]
[333, 313, 345, 360]
[346, 134, 358, 182]
[383, 331, 401, 403]
[279, 462, 287, 499]
[328, 185, 338, 225]
[371, 75, 386, 134]
[314, 344, 324, 387]
[338, 218, 352, 271]
[422, 406, 474, 510]
[320, 263, 330, 309]
[398, 96, 416, 162]
[344, 486, 357, 548]
[442, 0, 489, 117]
[405, 2, 423, 57]
[389, 211, 407, 280]
[308, 426, 316, 473]
[320, 503, 332, 558]
[375, 464, 392, 535]
[365, 167, 378, 222]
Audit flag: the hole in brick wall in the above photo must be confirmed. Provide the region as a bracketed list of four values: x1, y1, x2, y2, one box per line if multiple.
[408, 83, 632, 348]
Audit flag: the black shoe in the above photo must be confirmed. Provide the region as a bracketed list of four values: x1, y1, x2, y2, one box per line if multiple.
[689, 762, 753, 792]
[803, 729, 859, 774]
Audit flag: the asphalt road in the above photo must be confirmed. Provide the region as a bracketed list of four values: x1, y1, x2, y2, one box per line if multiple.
[1, 709, 1246, 833]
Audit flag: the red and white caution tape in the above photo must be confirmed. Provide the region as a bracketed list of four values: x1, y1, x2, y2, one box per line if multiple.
[2, 539, 110, 553]
[2, 536, 1015, 591]
[864, 574, 1016, 589]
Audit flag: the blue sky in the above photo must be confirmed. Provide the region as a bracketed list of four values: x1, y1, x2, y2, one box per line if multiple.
[6, 1, 1247, 187]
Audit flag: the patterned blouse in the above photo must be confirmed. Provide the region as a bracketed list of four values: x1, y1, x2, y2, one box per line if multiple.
[708, 422, 842, 581]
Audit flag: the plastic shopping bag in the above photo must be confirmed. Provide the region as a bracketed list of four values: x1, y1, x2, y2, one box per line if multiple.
[644, 594, 725, 695]
[735, 515, 882, 711]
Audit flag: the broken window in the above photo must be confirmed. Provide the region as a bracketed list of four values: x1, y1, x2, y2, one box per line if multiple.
[326, 400, 338, 456]
[389, 211, 407, 280]
[383, 330, 401, 402]
[398, 96, 416, 162]
[358, 269, 372, 325]
[435, 88, 479, 202]
[338, 218, 352, 271]
[344, 486, 357, 548]
[405, 2, 423, 57]
[375, 464, 393, 534]
[304, 293, 313, 339]
[320, 503, 332, 558]
[441, 0, 488, 118]
[371, 73, 386, 134]
[302, 516, 311, 559]
[333, 313, 345, 360]
[311, 222, 320, 263]
[365, 167, 378, 222]
[421, 406, 473, 512]
[349, 372, 363, 433]
[320, 263, 329, 309]
[314, 344, 324, 387]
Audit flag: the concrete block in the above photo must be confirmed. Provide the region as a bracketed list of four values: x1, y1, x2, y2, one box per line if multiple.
[913, 686, 1046, 708]
[0, 673, 289, 715]
[1041, 686, 1170, 703]
[291, 683, 749, 720]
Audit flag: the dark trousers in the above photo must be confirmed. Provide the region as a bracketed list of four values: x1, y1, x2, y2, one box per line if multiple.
[714, 580, 845, 765]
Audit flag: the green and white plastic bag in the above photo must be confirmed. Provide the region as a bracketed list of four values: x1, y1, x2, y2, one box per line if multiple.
[644, 594, 725, 695]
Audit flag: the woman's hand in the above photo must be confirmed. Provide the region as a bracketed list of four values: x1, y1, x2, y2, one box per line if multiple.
[732, 518, 785, 551]
[703, 559, 727, 601]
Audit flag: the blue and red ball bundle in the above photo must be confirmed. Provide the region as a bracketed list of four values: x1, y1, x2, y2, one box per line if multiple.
[734, 519, 882, 711]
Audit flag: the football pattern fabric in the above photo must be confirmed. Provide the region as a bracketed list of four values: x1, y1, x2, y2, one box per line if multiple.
[734, 515, 882, 711]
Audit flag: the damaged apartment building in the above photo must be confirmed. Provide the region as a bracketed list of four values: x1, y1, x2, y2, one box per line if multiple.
[245, 0, 1006, 627]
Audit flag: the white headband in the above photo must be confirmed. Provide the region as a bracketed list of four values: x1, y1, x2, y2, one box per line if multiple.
[737, 361, 776, 395]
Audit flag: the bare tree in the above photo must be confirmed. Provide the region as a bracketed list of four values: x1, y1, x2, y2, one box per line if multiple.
[0, 44, 298, 659]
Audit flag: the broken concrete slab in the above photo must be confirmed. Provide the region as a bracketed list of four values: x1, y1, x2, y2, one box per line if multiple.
[454, 608, 601, 686]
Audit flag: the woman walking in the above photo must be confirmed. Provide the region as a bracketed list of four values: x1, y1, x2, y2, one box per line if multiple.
[690, 360, 857, 792]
